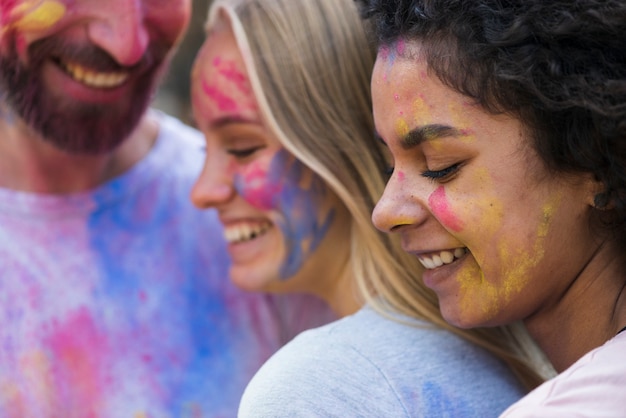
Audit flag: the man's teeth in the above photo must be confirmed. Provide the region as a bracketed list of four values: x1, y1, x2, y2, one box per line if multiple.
[224, 223, 271, 244]
[418, 248, 466, 269]
[63, 61, 129, 88]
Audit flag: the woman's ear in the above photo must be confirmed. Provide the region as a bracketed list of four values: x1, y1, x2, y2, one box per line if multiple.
[586, 175, 612, 210]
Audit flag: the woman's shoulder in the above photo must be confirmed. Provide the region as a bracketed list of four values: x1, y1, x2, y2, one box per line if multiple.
[500, 332, 626, 417]
[239, 306, 526, 417]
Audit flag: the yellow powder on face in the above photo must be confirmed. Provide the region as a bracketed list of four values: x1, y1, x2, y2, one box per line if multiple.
[412, 96, 432, 127]
[454, 170, 564, 321]
[11, 0, 66, 32]
[499, 194, 560, 298]
[395, 117, 409, 138]
[456, 193, 562, 321]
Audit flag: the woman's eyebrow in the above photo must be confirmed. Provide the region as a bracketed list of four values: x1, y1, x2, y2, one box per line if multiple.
[402, 124, 465, 149]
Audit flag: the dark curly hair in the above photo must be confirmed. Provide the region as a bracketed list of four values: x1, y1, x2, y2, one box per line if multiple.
[360, 0, 626, 251]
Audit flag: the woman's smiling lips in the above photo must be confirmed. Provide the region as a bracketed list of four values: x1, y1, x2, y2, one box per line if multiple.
[221, 219, 273, 244]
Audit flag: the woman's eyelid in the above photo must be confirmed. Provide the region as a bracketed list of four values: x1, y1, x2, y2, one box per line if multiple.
[421, 162, 462, 180]
[226, 145, 265, 158]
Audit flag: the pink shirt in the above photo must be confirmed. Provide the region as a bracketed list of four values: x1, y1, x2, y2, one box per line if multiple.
[501, 331, 626, 417]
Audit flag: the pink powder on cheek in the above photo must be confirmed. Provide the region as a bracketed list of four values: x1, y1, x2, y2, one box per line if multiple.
[428, 186, 465, 232]
[236, 163, 281, 211]
[396, 171, 405, 181]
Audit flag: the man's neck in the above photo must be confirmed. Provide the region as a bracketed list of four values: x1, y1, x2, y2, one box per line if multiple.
[0, 112, 159, 194]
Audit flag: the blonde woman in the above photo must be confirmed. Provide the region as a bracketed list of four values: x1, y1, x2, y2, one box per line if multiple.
[190, 0, 549, 415]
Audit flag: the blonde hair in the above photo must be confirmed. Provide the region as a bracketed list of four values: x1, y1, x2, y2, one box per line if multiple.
[206, 0, 551, 390]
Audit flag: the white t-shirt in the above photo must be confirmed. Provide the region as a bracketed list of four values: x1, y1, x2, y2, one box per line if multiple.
[0, 111, 334, 417]
[500, 331, 626, 417]
[240, 306, 527, 417]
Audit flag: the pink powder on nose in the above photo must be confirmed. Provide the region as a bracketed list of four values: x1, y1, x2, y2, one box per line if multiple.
[428, 186, 464, 232]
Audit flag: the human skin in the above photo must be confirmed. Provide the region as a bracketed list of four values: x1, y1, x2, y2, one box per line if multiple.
[0, 0, 190, 192]
[190, 23, 352, 308]
[369, 40, 626, 370]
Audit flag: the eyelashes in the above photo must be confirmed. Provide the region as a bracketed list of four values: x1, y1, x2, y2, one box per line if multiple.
[226, 146, 265, 159]
[421, 163, 461, 181]
[384, 162, 462, 182]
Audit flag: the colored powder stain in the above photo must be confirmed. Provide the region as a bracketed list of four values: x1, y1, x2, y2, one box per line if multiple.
[19, 350, 58, 408]
[45, 308, 108, 413]
[412, 95, 432, 126]
[0, 381, 28, 417]
[395, 38, 405, 55]
[447, 103, 475, 143]
[397, 170, 405, 182]
[395, 118, 409, 138]
[202, 79, 238, 112]
[428, 186, 464, 232]
[234, 162, 282, 211]
[378, 44, 390, 62]
[499, 195, 559, 299]
[457, 195, 560, 319]
[456, 264, 501, 321]
[11, 0, 65, 31]
[217, 59, 250, 95]
[379, 42, 399, 81]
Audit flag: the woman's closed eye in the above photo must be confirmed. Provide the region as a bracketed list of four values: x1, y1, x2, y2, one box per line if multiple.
[227, 146, 265, 159]
[421, 162, 462, 182]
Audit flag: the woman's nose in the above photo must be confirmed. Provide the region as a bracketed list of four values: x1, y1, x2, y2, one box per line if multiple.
[191, 159, 235, 209]
[372, 173, 429, 233]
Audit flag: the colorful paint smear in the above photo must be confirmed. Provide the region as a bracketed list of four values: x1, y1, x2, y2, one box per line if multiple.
[428, 186, 465, 232]
[234, 149, 334, 279]
[1, 0, 66, 34]
[456, 191, 560, 321]
[0, 126, 333, 417]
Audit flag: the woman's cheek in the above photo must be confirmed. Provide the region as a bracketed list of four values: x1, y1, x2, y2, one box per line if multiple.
[428, 186, 465, 232]
[233, 151, 287, 211]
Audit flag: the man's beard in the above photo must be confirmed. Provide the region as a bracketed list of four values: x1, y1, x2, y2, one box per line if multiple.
[0, 34, 170, 155]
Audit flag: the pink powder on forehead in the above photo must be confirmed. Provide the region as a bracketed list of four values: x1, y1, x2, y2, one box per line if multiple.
[215, 58, 251, 94]
[395, 38, 405, 55]
[428, 186, 464, 232]
[202, 78, 238, 112]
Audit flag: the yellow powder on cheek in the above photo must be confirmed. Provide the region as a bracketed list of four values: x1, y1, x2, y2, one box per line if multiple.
[452, 168, 506, 321]
[456, 263, 501, 320]
[498, 194, 561, 300]
[12, 1, 66, 32]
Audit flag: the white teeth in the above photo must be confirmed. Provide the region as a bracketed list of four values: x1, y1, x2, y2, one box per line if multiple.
[440, 251, 454, 264]
[223, 222, 271, 244]
[418, 248, 467, 270]
[62, 60, 129, 88]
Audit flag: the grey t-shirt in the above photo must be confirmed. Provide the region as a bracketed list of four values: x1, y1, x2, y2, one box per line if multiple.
[239, 306, 526, 417]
